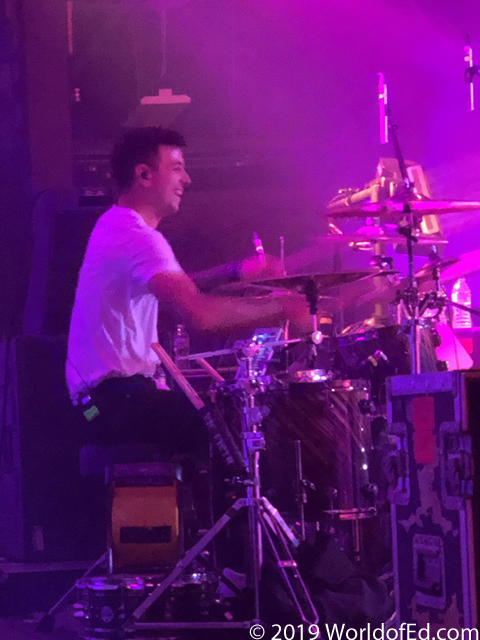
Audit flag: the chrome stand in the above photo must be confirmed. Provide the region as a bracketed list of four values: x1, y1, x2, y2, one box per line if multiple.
[125, 348, 318, 633]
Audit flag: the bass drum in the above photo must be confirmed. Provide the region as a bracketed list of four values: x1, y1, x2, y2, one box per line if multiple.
[260, 380, 375, 522]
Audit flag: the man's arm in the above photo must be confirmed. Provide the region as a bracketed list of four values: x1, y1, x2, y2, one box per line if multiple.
[148, 271, 307, 332]
[189, 261, 241, 290]
[190, 254, 282, 291]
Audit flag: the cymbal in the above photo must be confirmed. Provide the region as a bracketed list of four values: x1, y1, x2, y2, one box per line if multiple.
[415, 257, 459, 282]
[317, 233, 447, 246]
[212, 281, 280, 297]
[326, 199, 480, 219]
[429, 249, 480, 284]
[253, 270, 395, 293]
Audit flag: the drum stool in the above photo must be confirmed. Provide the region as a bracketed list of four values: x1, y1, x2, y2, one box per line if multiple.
[106, 462, 183, 572]
[79, 445, 183, 573]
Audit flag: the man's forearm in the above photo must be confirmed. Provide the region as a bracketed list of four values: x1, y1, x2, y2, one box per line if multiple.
[189, 261, 242, 290]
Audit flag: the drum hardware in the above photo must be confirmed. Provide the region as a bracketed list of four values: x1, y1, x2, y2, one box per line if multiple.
[289, 369, 332, 383]
[253, 270, 395, 375]
[176, 338, 302, 362]
[35, 551, 109, 633]
[253, 269, 393, 294]
[293, 440, 316, 542]
[316, 231, 449, 247]
[325, 198, 480, 220]
[126, 343, 319, 634]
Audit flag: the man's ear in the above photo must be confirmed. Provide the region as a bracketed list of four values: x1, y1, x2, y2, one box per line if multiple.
[135, 164, 150, 182]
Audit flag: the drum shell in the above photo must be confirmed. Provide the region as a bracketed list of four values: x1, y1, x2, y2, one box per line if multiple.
[260, 381, 373, 519]
[76, 577, 145, 639]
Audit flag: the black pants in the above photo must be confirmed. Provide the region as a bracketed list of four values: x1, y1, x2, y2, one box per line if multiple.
[82, 375, 207, 460]
[80, 375, 211, 543]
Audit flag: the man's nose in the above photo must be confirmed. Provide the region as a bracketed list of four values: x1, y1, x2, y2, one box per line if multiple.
[182, 171, 191, 185]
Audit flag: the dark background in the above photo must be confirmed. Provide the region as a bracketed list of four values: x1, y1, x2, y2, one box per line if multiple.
[3, 0, 480, 335]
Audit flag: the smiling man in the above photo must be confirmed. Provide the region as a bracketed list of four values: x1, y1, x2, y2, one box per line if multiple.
[66, 126, 307, 449]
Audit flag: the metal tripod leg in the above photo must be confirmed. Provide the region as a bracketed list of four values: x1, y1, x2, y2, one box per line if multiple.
[129, 497, 247, 622]
[127, 494, 319, 632]
[260, 498, 318, 624]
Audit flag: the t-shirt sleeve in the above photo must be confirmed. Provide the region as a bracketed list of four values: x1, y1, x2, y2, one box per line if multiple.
[130, 228, 183, 284]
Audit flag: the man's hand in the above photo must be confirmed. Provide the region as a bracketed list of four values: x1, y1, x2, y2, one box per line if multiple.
[240, 253, 283, 281]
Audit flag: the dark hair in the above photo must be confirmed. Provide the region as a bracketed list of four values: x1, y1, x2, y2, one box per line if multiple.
[111, 127, 186, 192]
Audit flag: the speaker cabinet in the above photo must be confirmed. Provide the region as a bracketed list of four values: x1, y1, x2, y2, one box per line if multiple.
[0, 335, 99, 561]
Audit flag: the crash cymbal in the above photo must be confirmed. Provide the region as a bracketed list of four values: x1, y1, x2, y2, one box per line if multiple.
[253, 269, 395, 293]
[326, 199, 480, 219]
[212, 281, 280, 296]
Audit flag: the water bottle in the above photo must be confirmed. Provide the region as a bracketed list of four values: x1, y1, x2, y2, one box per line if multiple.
[451, 278, 472, 329]
[173, 324, 190, 368]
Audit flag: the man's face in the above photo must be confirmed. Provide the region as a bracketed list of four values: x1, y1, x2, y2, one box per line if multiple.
[147, 145, 191, 215]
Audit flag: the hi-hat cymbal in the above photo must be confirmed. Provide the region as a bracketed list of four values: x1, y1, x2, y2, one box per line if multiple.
[415, 257, 459, 282]
[327, 199, 480, 219]
[253, 269, 395, 293]
[425, 249, 480, 284]
[317, 233, 447, 246]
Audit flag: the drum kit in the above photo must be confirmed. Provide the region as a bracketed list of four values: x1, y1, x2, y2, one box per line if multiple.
[72, 197, 480, 637]
[179, 193, 480, 600]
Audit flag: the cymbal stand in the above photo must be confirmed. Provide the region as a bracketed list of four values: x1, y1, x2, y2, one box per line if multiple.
[126, 342, 318, 634]
[427, 257, 480, 322]
[304, 278, 323, 369]
[384, 88, 423, 374]
[397, 221, 422, 374]
[294, 440, 315, 543]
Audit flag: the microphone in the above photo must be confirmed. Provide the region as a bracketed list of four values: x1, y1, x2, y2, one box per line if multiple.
[464, 38, 475, 111]
[378, 72, 389, 144]
[359, 350, 389, 374]
[253, 232, 265, 262]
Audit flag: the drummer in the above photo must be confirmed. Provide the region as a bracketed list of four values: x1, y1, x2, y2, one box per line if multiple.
[66, 126, 310, 452]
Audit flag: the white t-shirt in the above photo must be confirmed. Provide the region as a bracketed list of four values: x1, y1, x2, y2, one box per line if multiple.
[66, 205, 182, 401]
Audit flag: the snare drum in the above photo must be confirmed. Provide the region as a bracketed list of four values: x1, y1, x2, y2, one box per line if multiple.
[76, 576, 145, 640]
[261, 380, 375, 521]
[77, 577, 125, 639]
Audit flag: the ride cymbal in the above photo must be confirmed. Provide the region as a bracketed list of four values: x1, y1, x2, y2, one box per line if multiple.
[253, 270, 395, 294]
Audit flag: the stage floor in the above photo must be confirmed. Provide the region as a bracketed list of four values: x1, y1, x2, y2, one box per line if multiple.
[0, 610, 81, 640]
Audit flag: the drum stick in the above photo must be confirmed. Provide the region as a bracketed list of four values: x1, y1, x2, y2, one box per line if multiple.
[196, 357, 226, 383]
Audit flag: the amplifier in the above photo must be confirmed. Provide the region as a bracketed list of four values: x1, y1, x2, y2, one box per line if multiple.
[387, 371, 480, 629]
[107, 463, 183, 571]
